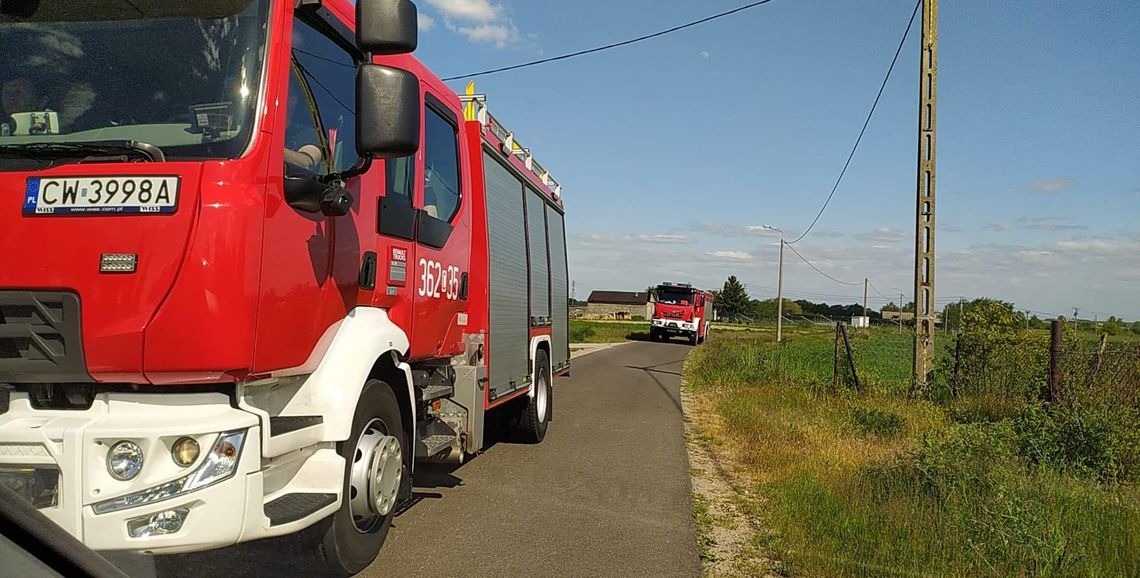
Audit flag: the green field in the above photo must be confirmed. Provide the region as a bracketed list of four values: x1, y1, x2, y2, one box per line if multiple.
[569, 319, 650, 343]
[685, 329, 1140, 577]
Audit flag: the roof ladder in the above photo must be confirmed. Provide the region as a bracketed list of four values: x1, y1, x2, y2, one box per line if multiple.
[459, 83, 562, 200]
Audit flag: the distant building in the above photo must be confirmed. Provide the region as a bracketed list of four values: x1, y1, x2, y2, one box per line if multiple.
[881, 309, 941, 324]
[881, 310, 916, 322]
[585, 291, 651, 320]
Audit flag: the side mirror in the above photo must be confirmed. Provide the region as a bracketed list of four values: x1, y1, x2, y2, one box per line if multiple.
[357, 0, 418, 55]
[356, 64, 420, 158]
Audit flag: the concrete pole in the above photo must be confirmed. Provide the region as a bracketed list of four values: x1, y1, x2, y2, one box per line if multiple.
[863, 278, 868, 318]
[776, 238, 784, 342]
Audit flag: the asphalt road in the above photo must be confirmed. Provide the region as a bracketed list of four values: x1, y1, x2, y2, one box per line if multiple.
[367, 340, 699, 577]
[121, 340, 698, 577]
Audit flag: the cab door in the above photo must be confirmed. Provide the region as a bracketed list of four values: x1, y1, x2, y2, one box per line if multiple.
[407, 90, 471, 359]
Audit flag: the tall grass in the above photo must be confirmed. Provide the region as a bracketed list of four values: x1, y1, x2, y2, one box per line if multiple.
[685, 331, 1140, 577]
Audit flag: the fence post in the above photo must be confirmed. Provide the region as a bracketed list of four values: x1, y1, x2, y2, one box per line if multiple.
[840, 323, 861, 392]
[1048, 319, 1063, 403]
[833, 322, 841, 391]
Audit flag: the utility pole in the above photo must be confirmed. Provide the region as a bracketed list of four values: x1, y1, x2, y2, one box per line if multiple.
[777, 240, 785, 341]
[763, 225, 785, 342]
[863, 278, 868, 318]
[899, 292, 904, 333]
[912, 0, 938, 392]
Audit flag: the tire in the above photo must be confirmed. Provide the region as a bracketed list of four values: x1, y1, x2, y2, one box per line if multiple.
[689, 332, 699, 346]
[649, 328, 660, 342]
[319, 380, 406, 576]
[512, 350, 551, 443]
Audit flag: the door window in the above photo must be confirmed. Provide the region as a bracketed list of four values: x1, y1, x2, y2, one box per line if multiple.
[285, 16, 360, 176]
[422, 105, 461, 222]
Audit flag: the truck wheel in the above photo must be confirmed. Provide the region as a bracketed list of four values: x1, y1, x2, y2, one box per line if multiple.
[689, 332, 699, 346]
[513, 350, 551, 443]
[649, 328, 660, 342]
[320, 379, 405, 575]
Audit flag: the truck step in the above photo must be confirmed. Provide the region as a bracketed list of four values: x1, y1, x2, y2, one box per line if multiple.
[419, 384, 454, 403]
[418, 434, 456, 458]
[265, 492, 337, 526]
[269, 416, 323, 437]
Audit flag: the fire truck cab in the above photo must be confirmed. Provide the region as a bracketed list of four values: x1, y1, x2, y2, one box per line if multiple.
[650, 282, 713, 346]
[0, 0, 569, 573]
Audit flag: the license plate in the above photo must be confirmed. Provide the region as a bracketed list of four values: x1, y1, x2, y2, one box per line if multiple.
[23, 176, 180, 215]
[0, 466, 59, 509]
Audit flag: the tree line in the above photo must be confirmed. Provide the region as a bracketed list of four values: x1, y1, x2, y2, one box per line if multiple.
[712, 275, 1140, 334]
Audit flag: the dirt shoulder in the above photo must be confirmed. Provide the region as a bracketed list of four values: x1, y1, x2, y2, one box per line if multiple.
[682, 387, 783, 577]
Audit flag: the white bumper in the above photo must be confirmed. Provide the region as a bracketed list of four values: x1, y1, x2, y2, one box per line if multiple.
[0, 391, 337, 554]
[652, 318, 696, 332]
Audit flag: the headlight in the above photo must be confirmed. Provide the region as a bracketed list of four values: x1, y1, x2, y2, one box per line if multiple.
[172, 437, 200, 467]
[107, 441, 144, 481]
[93, 430, 246, 514]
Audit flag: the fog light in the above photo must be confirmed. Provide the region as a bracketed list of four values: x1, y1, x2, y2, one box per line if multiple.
[107, 441, 144, 481]
[172, 437, 200, 467]
[127, 507, 189, 538]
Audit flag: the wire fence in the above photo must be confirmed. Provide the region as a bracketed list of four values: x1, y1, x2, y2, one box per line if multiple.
[818, 320, 1140, 409]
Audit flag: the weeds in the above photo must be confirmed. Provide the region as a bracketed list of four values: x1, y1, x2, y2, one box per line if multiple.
[685, 331, 1140, 577]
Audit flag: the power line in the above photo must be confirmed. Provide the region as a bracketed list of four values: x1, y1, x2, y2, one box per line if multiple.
[867, 279, 894, 302]
[787, 0, 921, 244]
[441, 0, 777, 82]
[783, 243, 863, 287]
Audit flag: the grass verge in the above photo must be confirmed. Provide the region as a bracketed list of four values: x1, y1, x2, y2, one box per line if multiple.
[684, 330, 1140, 577]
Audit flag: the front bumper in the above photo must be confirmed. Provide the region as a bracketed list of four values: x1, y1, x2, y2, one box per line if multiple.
[0, 390, 265, 553]
[652, 318, 696, 334]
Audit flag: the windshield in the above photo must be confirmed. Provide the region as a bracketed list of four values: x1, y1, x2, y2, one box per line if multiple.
[0, 0, 269, 163]
[657, 288, 695, 305]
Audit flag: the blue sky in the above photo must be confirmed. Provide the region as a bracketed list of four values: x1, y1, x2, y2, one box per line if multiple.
[412, 0, 1140, 320]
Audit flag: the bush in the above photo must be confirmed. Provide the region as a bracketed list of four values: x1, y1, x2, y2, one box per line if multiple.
[946, 394, 1026, 424]
[569, 324, 595, 342]
[631, 315, 646, 321]
[1014, 403, 1140, 483]
[893, 422, 1018, 500]
[850, 407, 906, 437]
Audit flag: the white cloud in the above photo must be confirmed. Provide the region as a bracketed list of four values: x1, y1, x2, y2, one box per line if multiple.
[418, 13, 436, 31]
[423, 0, 525, 47]
[456, 23, 514, 47]
[855, 228, 908, 243]
[1030, 177, 1073, 194]
[572, 233, 691, 247]
[812, 229, 847, 238]
[424, 0, 500, 22]
[707, 250, 754, 262]
[699, 50, 710, 59]
[985, 222, 1012, 232]
[1018, 216, 1086, 231]
[695, 223, 785, 238]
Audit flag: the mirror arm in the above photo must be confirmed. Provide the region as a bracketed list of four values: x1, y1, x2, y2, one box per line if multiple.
[285, 173, 354, 217]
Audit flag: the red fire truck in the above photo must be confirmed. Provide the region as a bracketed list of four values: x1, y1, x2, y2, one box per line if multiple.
[0, 0, 569, 573]
[650, 282, 714, 345]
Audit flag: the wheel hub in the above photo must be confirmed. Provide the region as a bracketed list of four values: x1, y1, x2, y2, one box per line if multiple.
[536, 372, 548, 422]
[349, 419, 402, 531]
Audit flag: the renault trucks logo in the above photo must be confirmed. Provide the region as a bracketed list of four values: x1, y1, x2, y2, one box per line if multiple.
[391, 247, 407, 262]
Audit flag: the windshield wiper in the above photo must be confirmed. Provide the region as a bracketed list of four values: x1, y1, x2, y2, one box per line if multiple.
[0, 140, 165, 162]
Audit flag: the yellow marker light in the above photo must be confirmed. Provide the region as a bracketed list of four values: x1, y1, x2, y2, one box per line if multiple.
[172, 437, 200, 467]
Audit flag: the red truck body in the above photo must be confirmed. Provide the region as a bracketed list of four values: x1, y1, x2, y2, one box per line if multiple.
[0, 0, 567, 571]
[650, 282, 714, 345]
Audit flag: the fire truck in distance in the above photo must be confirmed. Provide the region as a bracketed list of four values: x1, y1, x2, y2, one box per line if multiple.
[650, 282, 714, 345]
[0, 0, 569, 573]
